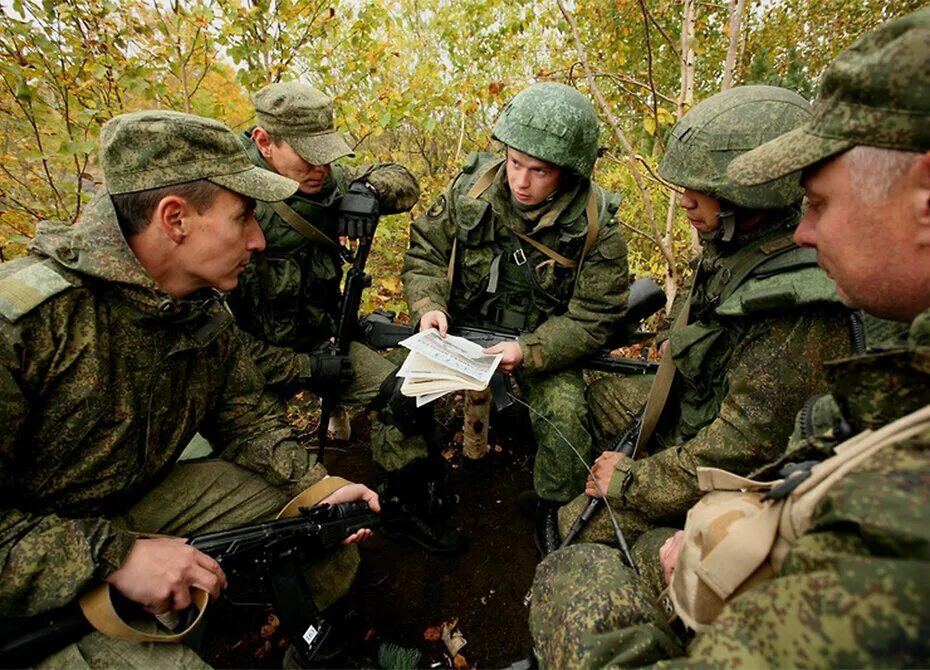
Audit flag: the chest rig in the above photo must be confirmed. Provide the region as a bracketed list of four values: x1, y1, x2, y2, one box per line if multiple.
[446, 157, 600, 332]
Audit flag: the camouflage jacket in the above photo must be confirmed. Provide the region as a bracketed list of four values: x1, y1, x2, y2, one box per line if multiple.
[227, 129, 420, 351]
[608, 213, 855, 527]
[403, 152, 629, 374]
[661, 308, 930, 667]
[0, 193, 326, 617]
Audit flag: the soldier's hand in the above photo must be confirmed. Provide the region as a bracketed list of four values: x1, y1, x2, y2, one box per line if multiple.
[484, 340, 523, 374]
[338, 180, 379, 240]
[419, 310, 449, 336]
[105, 537, 226, 614]
[585, 451, 625, 498]
[321, 481, 382, 545]
[308, 351, 355, 395]
[660, 530, 685, 585]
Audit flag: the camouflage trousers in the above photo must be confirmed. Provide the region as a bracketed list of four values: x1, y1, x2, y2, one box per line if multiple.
[37, 459, 359, 669]
[559, 374, 658, 545]
[529, 528, 685, 669]
[347, 341, 431, 473]
[520, 367, 595, 503]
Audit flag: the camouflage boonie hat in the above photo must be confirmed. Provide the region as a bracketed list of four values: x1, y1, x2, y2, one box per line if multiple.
[101, 110, 297, 201]
[253, 82, 354, 166]
[492, 82, 600, 178]
[729, 7, 930, 185]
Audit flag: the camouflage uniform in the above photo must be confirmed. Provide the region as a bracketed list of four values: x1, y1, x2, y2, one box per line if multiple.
[225, 83, 426, 474]
[531, 308, 930, 668]
[563, 86, 854, 546]
[403, 84, 629, 503]
[532, 10, 930, 668]
[0, 111, 357, 666]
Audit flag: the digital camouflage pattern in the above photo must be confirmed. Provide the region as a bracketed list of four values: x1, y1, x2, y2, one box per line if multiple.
[729, 7, 930, 185]
[100, 110, 296, 199]
[531, 308, 930, 668]
[0, 192, 331, 618]
[563, 212, 853, 544]
[252, 82, 355, 166]
[491, 82, 601, 178]
[229, 132, 420, 350]
[403, 151, 628, 501]
[659, 85, 811, 210]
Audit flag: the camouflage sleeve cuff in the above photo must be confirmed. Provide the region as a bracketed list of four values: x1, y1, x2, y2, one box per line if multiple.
[410, 298, 448, 328]
[288, 461, 329, 499]
[296, 353, 312, 382]
[93, 524, 137, 578]
[607, 456, 636, 500]
[517, 332, 545, 372]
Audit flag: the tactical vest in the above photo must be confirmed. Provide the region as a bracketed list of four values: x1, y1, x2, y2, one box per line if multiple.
[667, 222, 839, 441]
[446, 153, 619, 333]
[669, 402, 930, 631]
[229, 174, 346, 351]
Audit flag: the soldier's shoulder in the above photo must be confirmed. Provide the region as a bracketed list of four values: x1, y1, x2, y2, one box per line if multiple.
[461, 151, 499, 176]
[0, 256, 82, 323]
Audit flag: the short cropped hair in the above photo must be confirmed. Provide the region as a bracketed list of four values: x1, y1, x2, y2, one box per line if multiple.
[841, 146, 923, 203]
[110, 179, 225, 237]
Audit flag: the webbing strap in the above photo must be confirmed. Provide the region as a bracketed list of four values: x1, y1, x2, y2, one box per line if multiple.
[634, 286, 692, 454]
[270, 201, 344, 253]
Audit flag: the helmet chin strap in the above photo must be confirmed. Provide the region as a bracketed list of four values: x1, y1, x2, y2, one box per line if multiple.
[718, 208, 738, 242]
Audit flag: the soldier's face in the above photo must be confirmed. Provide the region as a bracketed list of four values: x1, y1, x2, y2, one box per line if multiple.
[265, 140, 331, 194]
[506, 148, 562, 206]
[678, 189, 721, 233]
[181, 189, 265, 294]
[795, 151, 929, 321]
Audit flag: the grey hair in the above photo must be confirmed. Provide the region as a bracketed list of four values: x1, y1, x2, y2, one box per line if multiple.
[841, 145, 922, 202]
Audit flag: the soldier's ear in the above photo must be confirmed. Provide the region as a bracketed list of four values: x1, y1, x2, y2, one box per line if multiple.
[914, 152, 930, 243]
[153, 195, 189, 244]
[252, 127, 273, 157]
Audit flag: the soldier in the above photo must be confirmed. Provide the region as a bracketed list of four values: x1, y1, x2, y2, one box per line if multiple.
[227, 81, 460, 553]
[529, 7, 930, 667]
[403, 82, 630, 554]
[0, 110, 379, 667]
[558, 85, 856, 551]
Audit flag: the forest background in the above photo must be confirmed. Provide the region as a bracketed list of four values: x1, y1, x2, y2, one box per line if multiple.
[0, 0, 924, 315]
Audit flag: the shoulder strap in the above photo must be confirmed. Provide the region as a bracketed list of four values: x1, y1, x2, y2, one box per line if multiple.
[270, 201, 344, 254]
[0, 259, 74, 322]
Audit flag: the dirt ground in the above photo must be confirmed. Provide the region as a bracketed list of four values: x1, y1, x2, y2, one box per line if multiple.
[204, 394, 541, 669]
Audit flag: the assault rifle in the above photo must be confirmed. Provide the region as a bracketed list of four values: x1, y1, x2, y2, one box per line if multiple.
[319, 235, 373, 459]
[0, 502, 380, 668]
[361, 277, 664, 409]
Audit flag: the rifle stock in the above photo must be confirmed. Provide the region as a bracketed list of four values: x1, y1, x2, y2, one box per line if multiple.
[0, 503, 380, 668]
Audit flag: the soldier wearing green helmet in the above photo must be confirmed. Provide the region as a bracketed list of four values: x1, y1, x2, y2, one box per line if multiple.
[555, 85, 855, 556]
[403, 82, 630, 554]
[530, 9, 930, 668]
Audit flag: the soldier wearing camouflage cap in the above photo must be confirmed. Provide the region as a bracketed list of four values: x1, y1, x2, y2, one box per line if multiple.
[530, 9, 930, 668]
[557, 85, 855, 554]
[403, 82, 630, 555]
[0, 110, 379, 667]
[227, 81, 467, 554]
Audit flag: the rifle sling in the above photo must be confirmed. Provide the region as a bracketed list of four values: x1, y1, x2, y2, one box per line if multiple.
[270, 201, 344, 254]
[634, 287, 692, 455]
[78, 580, 209, 644]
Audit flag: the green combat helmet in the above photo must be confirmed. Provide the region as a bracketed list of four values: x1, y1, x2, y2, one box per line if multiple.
[492, 82, 600, 179]
[659, 85, 812, 241]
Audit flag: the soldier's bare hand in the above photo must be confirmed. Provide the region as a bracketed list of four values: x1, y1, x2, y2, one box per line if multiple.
[660, 530, 685, 585]
[420, 310, 448, 336]
[320, 482, 381, 545]
[585, 451, 625, 498]
[484, 341, 523, 373]
[105, 537, 226, 614]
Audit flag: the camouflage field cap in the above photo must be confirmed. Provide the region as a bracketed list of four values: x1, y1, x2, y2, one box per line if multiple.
[729, 7, 930, 185]
[101, 110, 298, 200]
[659, 85, 811, 209]
[492, 82, 600, 178]
[253, 82, 354, 166]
